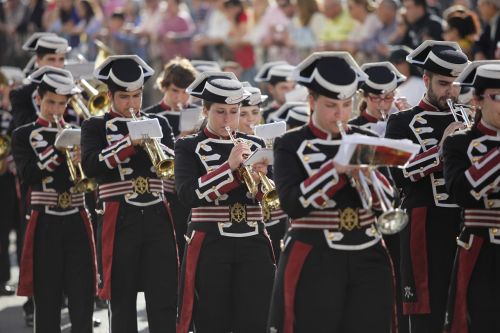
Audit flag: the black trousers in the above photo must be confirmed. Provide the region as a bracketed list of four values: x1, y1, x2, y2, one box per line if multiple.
[0, 172, 19, 284]
[108, 202, 178, 333]
[192, 233, 275, 333]
[268, 237, 393, 333]
[402, 207, 461, 333]
[166, 192, 190, 259]
[33, 211, 94, 333]
[265, 218, 288, 262]
[467, 241, 500, 333]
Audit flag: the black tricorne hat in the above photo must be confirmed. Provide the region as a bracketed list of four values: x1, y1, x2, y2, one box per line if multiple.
[241, 82, 268, 107]
[454, 60, 500, 93]
[360, 61, 406, 95]
[28, 66, 80, 96]
[406, 40, 469, 77]
[186, 71, 250, 104]
[94, 55, 154, 91]
[293, 51, 367, 100]
[254, 61, 295, 85]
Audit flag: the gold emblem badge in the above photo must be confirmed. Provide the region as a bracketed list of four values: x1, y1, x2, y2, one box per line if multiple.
[58, 192, 71, 209]
[230, 203, 246, 223]
[133, 176, 149, 195]
[263, 206, 271, 222]
[339, 207, 359, 231]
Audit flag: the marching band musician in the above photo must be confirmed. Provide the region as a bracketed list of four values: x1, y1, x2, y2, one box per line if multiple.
[175, 72, 275, 333]
[384, 40, 469, 333]
[238, 83, 289, 260]
[349, 61, 406, 136]
[9, 33, 72, 132]
[81, 55, 178, 332]
[267, 52, 398, 333]
[11, 67, 97, 332]
[143, 57, 198, 258]
[254, 61, 296, 123]
[442, 61, 500, 333]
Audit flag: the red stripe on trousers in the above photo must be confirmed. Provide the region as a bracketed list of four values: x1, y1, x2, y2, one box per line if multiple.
[449, 237, 484, 333]
[284, 241, 312, 333]
[17, 210, 40, 296]
[177, 231, 206, 333]
[404, 207, 431, 314]
[98, 201, 120, 300]
[80, 210, 98, 296]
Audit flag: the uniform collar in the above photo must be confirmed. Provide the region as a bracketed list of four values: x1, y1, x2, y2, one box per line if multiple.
[418, 96, 440, 111]
[362, 110, 379, 123]
[36, 116, 65, 128]
[477, 119, 500, 137]
[160, 99, 172, 111]
[203, 126, 230, 140]
[307, 117, 343, 140]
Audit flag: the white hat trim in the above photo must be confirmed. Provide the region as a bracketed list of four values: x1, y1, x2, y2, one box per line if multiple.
[43, 74, 80, 95]
[365, 76, 397, 93]
[427, 51, 468, 76]
[306, 68, 358, 99]
[37, 37, 71, 54]
[109, 68, 144, 91]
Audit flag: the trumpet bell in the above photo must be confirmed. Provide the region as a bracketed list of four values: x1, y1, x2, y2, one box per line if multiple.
[155, 159, 175, 180]
[263, 190, 280, 211]
[74, 178, 98, 193]
[0, 134, 11, 160]
[376, 209, 409, 235]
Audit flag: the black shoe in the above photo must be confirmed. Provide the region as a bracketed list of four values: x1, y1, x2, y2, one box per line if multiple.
[0, 284, 15, 296]
[93, 317, 101, 327]
[25, 313, 34, 327]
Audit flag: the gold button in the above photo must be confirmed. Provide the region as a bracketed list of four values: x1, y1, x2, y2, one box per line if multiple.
[420, 167, 424, 171]
[307, 142, 312, 148]
[488, 200, 494, 208]
[208, 167, 214, 172]
[463, 243, 470, 250]
[416, 116, 423, 121]
[492, 228, 498, 235]
[322, 202, 327, 208]
[201, 156, 206, 160]
[327, 232, 334, 241]
[435, 195, 442, 200]
[112, 150, 116, 154]
[472, 141, 479, 147]
[317, 189, 323, 194]
[303, 156, 310, 162]
[125, 193, 131, 199]
[280, 239, 285, 252]
[433, 160, 438, 165]
[211, 186, 216, 190]
[415, 128, 421, 133]
[472, 157, 480, 163]
[422, 139, 428, 145]
[107, 135, 113, 141]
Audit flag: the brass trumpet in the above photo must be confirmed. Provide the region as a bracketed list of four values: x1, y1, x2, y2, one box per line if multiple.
[446, 98, 474, 128]
[71, 79, 110, 119]
[336, 121, 409, 235]
[225, 126, 258, 196]
[54, 115, 97, 193]
[128, 108, 175, 180]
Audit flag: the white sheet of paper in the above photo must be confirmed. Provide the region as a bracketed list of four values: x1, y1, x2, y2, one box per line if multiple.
[126, 118, 163, 140]
[243, 148, 274, 166]
[254, 121, 286, 140]
[55, 128, 81, 148]
[179, 107, 204, 132]
[333, 134, 420, 167]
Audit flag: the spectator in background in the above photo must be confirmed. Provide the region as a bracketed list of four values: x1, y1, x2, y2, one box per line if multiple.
[157, 0, 195, 63]
[474, 0, 500, 59]
[73, 0, 103, 59]
[400, 0, 443, 49]
[317, 0, 356, 50]
[100, 10, 146, 58]
[388, 45, 425, 108]
[288, 0, 324, 58]
[45, 0, 81, 48]
[443, 5, 480, 58]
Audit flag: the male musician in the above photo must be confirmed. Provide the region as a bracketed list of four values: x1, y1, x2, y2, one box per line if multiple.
[384, 40, 469, 333]
[443, 61, 500, 333]
[81, 55, 178, 332]
[9, 33, 71, 132]
[143, 57, 197, 258]
[267, 101, 310, 127]
[254, 61, 296, 123]
[11, 67, 96, 332]
[349, 62, 406, 136]
[268, 52, 397, 332]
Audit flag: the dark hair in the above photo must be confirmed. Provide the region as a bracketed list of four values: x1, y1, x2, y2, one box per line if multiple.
[445, 10, 479, 39]
[203, 100, 214, 111]
[110, 11, 125, 20]
[159, 57, 197, 89]
[308, 89, 320, 100]
[358, 90, 369, 113]
[37, 86, 49, 98]
[423, 69, 434, 79]
[80, 0, 95, 22]
[409, 0, 426, 9]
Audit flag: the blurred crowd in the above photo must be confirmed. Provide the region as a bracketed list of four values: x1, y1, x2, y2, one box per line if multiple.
[1, 0, 499, 91]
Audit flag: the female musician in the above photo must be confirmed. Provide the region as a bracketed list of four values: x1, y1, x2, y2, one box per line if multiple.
[349, 61, 406, 136]
[443, 61, 500, 333]
[267, 52, 398, 332]
[175, 72, 275, 333]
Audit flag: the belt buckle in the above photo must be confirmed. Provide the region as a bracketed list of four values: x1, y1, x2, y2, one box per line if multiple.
[133, 176, 150, 195]
[339, 207, 359, 231]
[57, 192, 72, 209]
[230, 203, 246, 223]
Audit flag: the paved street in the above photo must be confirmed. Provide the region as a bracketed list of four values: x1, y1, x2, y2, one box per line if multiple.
[0, 232, 150, 332]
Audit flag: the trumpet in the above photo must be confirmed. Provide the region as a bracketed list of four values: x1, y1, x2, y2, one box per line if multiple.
[128, 108, 174, 180]
[446, 98, 474, 128]
[336, 121, 409, 235]
[54, 115, 97, 193]
[225, 126, 258, 196]
[71, 79, 110, 119]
